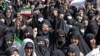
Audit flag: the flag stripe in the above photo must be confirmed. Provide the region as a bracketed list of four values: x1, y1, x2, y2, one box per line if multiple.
[14, 35, 22, 45]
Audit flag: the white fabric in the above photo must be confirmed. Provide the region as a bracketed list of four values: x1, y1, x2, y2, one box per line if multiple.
[0, 19, 5, 23]
[86, 48, 100, 56]
[70, 0, 86, 8]
[19, 38, 37, 56]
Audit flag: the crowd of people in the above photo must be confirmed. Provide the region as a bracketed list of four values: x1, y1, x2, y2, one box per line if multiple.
[0, 0, 100, 56]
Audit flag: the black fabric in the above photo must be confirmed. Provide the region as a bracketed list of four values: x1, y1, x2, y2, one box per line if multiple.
[6, 47, 18, 56]
[32, 13, 44, 29]
[20, 27, 33, 40]
[47, 8, 59, 30]
[25, 42, 33, 48]
[86, 0, 94, 2]
[3, 34, 14, 51]
[35, 36, 50, 56]
[88, 20, 98, 36]
[54, 29, 69, 54]
[42, 19, 51, 27]
[70, 31, 91, 55]
[55, 29, 67, 47]
[57, 19, 69, 35]
[96, 26, 100, 45]
[67, 44, 80, 56]
[85, 33, 96, 50]
[51, 49, 65, 56]
[37, 27, 55, 53]
[4, 8, 14, 27]
[85, 33, 95, 41]
[69, 26, 79, 32]
[0, 25, 6, 56]
[5, 27, 16, 35]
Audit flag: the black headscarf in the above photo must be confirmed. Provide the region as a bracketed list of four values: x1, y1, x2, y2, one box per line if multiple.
[0, 25, 6, 37]
[32, 12, 44, 29]
[55, 29, 69, 53]
[21, 27, 33, 40]
[88, 20, 98, 36]
[0, 25, 6, 56]
[56, 29, 66, 47]
[70, 31, 91, 55]
[66, 9, 74, 15]
[82, 15, 89, 21]
[69, 26, 79, 32]
[6, 47, 19, 56]
[41, 19, 52, 28]
[51, 49, 65, 56]
[48, 8, 59, 30]
[67, 44, 80, 56]
[75, 23, 85, 36]
[85, 33, 96, 50]
[4, 8, 14, 26]
[3, 34, 14, 49]
[35, 36, 50, 56]
[68, 26, 80, 37]
[85, 33, 95, 41]
[57, 18, 69, 35]
[5, 27, 16, 36]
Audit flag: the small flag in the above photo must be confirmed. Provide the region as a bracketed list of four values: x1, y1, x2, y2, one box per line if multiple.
[20, 8, 32, 16]
[13, 35, 22, 50]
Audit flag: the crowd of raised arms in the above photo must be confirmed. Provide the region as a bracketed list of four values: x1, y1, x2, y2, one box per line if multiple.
[0, 0, 100, 56]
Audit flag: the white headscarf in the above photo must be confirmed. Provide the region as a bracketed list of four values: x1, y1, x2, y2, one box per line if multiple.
[20, 38, 37, 56]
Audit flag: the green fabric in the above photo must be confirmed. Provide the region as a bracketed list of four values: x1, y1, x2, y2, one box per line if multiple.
[14, 35, 22, 45]
[21, 8, 31, 11]
[0, 2, 8, 9]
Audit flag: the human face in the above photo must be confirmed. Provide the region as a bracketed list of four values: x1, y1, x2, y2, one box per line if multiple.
[71, 37, 79, 45]
[82, 20, 88, 27]
[79, 10, 83, 16]
[77, 16, 83, 22]
[6, 40, 13, 48]
[90, 38, 96, 49]
[17, 13, 22, 21]
[52, 10, 58, 16]
[42, 24, 49, 34]
[6, 10, 12, 17]
[37, 40, 45, 45]
[6, 40, 13, 44]
[25, 47, 33, 56]
[58, 35, 65, 41]
[59, 14, 64, 19]
[68, 51, 76, 56]
[11, 51, 19, 56]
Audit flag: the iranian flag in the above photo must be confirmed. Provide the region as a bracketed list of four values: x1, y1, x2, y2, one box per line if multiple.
[20, 8, 32, 16]
[13, 35, 22, 50]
